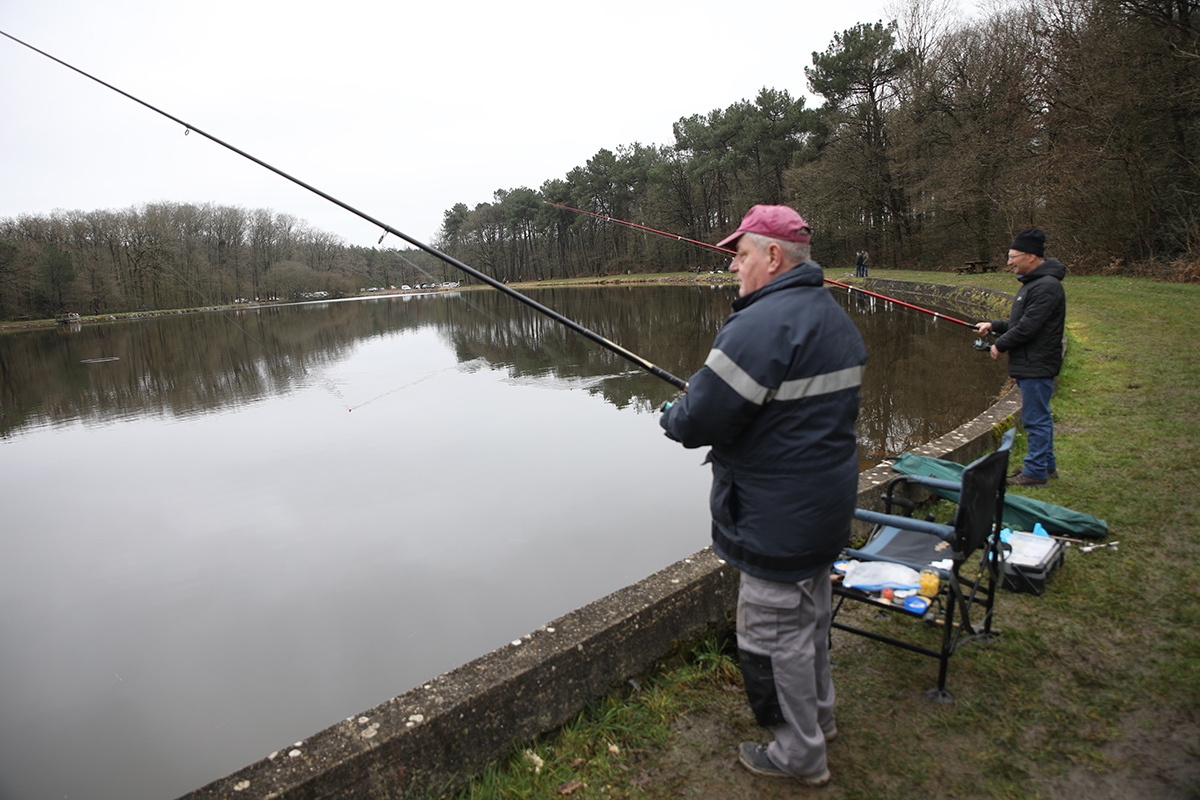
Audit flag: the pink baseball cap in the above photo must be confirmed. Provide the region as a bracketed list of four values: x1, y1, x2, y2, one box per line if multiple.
[716, 205, 812, 249]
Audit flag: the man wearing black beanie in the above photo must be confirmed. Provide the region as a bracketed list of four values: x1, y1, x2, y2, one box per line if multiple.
[974, 228, 1067, 487]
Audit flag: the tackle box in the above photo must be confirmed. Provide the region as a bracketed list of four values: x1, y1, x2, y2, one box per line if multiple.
[1000, 532, 1065, 595]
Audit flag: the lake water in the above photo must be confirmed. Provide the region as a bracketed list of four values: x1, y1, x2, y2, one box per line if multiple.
[0, 284, 1006, 800]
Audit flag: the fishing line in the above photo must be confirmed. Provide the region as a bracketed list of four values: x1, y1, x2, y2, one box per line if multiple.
[0, 29, 688, 391]
[389, 249, 633, 386]
[346, 364, 459, 412]
[335, 250, 474, 412]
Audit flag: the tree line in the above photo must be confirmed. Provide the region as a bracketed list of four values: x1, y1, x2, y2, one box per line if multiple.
[0, 202, 456, 319]
[438, 0, 1199, 281]
[2, 0, 1196, 320]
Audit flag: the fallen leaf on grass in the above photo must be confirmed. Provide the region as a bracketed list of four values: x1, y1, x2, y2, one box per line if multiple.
[556, 779, 583, 794]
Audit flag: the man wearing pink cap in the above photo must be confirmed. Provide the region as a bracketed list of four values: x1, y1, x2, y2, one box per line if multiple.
[660, 205, 868, 786]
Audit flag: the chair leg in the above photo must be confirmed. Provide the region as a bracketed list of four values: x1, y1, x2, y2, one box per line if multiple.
[978, 554, 1001, 641]
[925, 687, 954, 704]
[961, 548, 1001, 644]
[929, 587, 956, 703]
[974, 593, 1000, 645]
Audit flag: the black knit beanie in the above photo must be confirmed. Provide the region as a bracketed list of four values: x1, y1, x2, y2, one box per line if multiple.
[1010, 228, 1045, 257]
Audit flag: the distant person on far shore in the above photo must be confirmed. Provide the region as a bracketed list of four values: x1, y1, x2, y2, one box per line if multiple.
[853, 249, 865, 277]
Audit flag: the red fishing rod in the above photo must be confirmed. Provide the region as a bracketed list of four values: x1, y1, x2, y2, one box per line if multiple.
[545, 201, 723, 255]
[546, 201, 975, 329]
[2, 30, 689, 391]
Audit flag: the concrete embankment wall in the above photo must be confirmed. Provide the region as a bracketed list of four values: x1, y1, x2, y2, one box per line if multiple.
[183, 282, 1019, 800]
[861, 278, 1009, 323]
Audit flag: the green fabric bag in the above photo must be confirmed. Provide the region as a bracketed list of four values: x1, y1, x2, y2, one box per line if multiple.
[890, 452, 1109, 540]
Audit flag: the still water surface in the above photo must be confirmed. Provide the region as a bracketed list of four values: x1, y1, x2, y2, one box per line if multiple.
[0, 285, 1005, 799]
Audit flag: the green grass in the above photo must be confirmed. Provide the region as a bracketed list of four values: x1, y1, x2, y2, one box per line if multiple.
[445, 271, 1199, 800]
[449, 637, 742, 800]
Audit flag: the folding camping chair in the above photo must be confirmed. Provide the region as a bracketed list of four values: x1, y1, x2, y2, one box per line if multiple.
[830, 429, 1014, 702]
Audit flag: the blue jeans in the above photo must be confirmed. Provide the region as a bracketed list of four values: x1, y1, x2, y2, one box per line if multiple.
[1018, 377, 1057, 479]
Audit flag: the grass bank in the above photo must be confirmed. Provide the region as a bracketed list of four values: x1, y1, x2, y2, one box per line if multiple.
[448, 271, 1200, 799]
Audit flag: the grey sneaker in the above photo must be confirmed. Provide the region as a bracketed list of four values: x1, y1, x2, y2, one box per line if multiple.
[823, 724, 838, 742]
[800, 768, 833, 787]
[738, 742, 831, 786]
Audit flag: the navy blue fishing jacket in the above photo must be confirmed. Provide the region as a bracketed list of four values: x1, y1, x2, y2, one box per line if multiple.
[661, 263, 868, 583]
[991, 258, 1066, 379]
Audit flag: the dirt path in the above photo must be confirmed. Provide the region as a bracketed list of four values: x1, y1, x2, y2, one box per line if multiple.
[641, 702, 1199, 799]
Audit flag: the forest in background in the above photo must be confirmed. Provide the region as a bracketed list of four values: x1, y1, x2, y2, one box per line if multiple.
[1, 0, 1196, 321]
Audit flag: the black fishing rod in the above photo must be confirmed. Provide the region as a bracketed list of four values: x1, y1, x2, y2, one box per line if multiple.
[1, 30, 689, 392]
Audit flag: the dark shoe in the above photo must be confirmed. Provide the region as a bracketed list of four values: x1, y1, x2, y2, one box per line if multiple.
[1008, 472, 1048, 487]
[1011, 468, 1059, 479]
[739, 742, 790, 779]
[738, 742, 831, 786]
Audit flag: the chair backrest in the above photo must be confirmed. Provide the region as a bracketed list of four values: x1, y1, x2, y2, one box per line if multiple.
[950, 429, 1014, 556]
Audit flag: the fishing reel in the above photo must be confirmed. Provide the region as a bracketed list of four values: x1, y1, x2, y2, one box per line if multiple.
[973, 338, 992, 351]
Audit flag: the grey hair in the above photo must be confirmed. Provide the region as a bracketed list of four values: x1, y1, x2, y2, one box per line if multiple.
[742, 232, 811, 265]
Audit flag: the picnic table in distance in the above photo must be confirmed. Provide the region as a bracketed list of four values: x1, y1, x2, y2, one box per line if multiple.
[957, 260, 998, 274]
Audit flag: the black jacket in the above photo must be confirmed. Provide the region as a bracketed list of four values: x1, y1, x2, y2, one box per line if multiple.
[992, 258, 1067, 379]
[660, 263, 868, 582]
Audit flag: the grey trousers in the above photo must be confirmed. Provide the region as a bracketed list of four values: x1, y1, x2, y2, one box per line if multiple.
[736, 570, 835, 778]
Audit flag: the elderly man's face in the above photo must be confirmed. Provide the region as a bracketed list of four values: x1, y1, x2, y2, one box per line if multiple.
[731, 236, 776, 296]
[1007, 249, 1039, 275]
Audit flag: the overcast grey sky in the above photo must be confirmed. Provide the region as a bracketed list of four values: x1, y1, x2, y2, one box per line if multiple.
[2, 0, 939, 247]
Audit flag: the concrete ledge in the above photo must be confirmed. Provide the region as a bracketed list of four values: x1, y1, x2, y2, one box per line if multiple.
[182, 281, 1022, 800]
[862, 277, 1014, 321]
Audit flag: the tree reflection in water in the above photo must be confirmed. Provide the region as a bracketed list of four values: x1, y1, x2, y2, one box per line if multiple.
[0, 285, 1006, 460]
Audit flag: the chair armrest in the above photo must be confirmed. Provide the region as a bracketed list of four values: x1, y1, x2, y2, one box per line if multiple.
[853, 509, 955, 542]
[902, 475, 963, 493]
